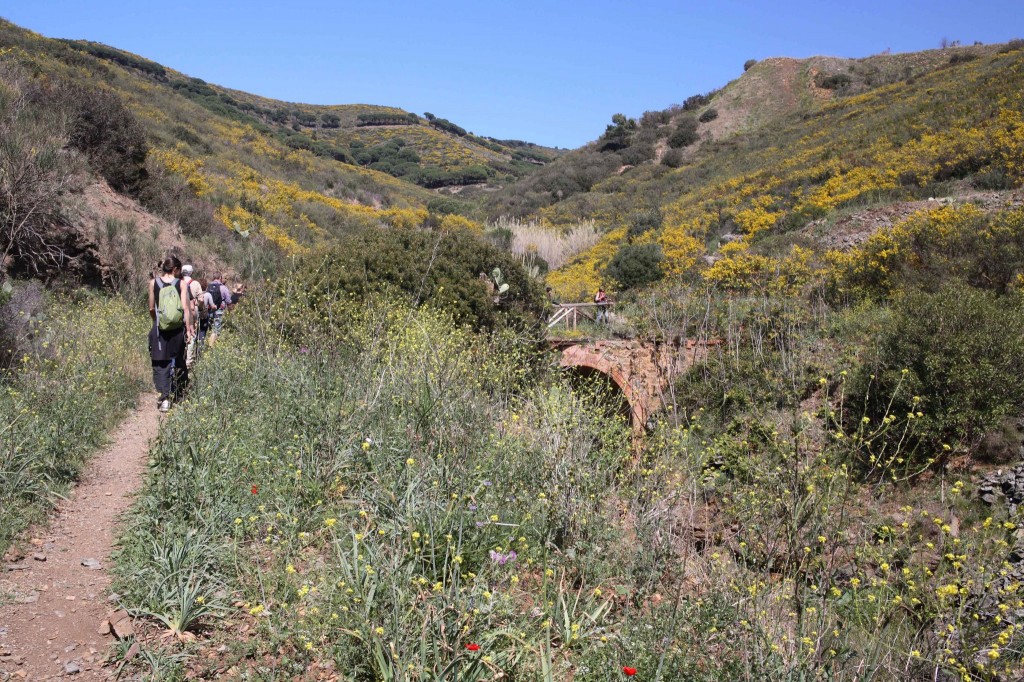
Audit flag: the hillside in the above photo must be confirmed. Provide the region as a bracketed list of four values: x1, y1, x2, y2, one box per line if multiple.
[0, 19, 561, 275]
[5, 18, 1024, 682]
[482, 43, 1024, 298]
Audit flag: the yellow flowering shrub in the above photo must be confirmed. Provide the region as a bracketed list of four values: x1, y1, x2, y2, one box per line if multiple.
[150, 147, 212, 196]
[437, 213, 482, 233]
[381, 207, 429, 230]
[704, 252, 779, 291]
[546, 228, 626, 300]
[733, 195, 784, 237]
[829, 204, 988, 299]
[658, 228, 704, 276]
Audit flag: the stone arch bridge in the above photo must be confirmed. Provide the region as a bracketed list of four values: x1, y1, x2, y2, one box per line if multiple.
[552, 337, 717, 434]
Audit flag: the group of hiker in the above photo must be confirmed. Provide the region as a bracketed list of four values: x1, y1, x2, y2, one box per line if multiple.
[148, 256, 244, 412]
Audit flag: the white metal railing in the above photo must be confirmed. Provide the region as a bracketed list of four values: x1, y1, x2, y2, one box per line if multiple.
[546, 302, 613, 331]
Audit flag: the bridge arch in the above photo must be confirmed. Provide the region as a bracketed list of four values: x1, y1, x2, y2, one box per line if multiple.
[558, 344, 651, 434]
[554, 337, 714, 437]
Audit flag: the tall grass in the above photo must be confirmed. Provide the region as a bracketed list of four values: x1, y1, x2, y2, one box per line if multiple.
[113, 284, 1024, 680]
[0, 293, 148, 553]
[490, 216, 601, 270]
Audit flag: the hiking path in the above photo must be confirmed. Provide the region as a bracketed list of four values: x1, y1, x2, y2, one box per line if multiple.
[0, 404, 159, 681]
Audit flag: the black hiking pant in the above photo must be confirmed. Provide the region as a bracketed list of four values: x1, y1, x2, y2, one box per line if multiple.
[152, 358, 188, 402]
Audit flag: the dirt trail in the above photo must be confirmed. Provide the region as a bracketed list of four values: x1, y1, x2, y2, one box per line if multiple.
[0, 405, 159, 681]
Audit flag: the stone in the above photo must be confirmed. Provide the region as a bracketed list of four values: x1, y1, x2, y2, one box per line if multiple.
[96, 619, 111, 636]
[124, 642, 140, 661]
[109, 611, 134, 639]
[32, 553, 46, 562]
[2, 546, 25, 563]
[64, 661, 81, 675]
[80, 558, 101, 570]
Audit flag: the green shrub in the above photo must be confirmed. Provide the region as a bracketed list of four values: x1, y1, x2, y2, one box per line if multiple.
[948, 52, 979, 65]
[639, 109, 672, 128]
[295, 227, 546, 331]
[170, 125, 211, 153]
[426, 196, 472, 217]
[627, 208, 663, 241]
[815, 73, 852, 90]
[972, 168, 1012, 190]
[743, 59, 758, 71]
[427, 115, 467, 136]
[998, 38, 1024, 53]
[699, 108, 719, 123]
[605, 242, 664, 290]
[668, 116, 699, 148]
[0, 64, 82, 279]
[855, 283, 1024, 464]
[661, 148, 685, 168]
[619, 142, 655, 166]
[60, 40, 167, 78]
[681, 93, 713, 111]
[356, 112, 419, 126]
[63, 84, 149, 194]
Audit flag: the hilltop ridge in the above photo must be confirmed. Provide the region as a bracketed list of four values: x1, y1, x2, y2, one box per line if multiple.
[478, 40, 1024, 298]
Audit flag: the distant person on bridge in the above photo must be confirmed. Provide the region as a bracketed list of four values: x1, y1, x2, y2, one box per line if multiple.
[594, 287, 610, 323]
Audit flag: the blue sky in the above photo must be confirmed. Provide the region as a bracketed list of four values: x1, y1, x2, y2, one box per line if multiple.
[3, 1, 1021, 148]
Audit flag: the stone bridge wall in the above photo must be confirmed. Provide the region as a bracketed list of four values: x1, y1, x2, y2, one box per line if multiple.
[558, 338, 714, 433]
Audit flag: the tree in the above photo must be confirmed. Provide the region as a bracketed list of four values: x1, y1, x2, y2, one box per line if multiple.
[600, 114, 637, 152]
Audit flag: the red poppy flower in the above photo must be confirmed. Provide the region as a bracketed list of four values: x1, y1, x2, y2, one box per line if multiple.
[466, 643, 481, 651]
[251, 485, 258, 495]
[623, 667, 637, 677]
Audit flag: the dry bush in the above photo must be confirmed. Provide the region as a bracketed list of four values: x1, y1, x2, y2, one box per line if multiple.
[490, 215, 601, 270]
[0, 62, 83, 279]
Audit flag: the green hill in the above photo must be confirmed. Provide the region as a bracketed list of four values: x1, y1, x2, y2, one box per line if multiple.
[0, 19, 560, 269]
[481, 43, 1024, 298]
[7, 19, 1024, 682]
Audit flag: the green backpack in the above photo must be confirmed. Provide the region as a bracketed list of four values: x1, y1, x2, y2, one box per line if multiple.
[156, 278, 184, 331]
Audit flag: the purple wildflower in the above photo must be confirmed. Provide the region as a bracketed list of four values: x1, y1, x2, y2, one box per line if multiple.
[489, 550, 518, 565]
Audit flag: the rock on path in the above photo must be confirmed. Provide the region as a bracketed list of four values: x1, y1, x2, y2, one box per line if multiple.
[0, 404, 159, 681]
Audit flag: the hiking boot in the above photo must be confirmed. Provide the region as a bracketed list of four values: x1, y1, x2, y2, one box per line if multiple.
[159, 399, 171, 413]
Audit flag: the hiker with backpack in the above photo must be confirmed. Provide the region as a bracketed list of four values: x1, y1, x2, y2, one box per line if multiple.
[148, 256, 193, 413]
[181, 264, 206, 369]
[195, 278, 212, 347]
[206, 274, 231, 346]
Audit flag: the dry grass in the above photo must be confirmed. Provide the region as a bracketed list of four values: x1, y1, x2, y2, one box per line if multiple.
[491, 215, 601, 269]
